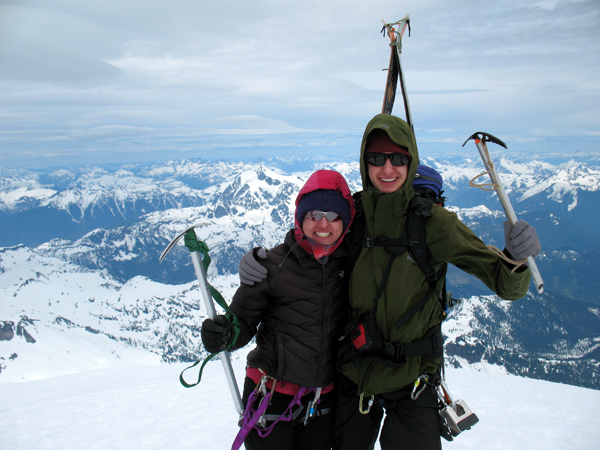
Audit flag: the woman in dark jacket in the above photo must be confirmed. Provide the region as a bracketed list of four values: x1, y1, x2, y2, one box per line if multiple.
[201, 169, 355, 450]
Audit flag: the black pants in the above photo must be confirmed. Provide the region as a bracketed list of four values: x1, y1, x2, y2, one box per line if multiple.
[332, 377, 441, 450]
[241, 376, 334, 450]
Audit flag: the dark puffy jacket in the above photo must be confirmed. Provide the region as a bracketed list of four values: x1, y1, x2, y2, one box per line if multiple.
[230, 230, 349, 387]
[229, 169, 355, 388]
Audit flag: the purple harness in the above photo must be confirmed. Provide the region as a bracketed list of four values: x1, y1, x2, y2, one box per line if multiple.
[231, 376, 321, 450]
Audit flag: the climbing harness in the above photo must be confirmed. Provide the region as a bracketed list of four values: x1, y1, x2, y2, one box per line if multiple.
[231, 373, 329, 450]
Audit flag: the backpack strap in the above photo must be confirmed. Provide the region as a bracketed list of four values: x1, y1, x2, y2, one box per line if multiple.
[346, 191, 366, 272]
[381, 324, 444, 362]
[405, 196, 437, 288]
[394, 288, 437, 330]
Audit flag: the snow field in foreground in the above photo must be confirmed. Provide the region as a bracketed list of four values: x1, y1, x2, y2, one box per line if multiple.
[1, 359, 599, 450]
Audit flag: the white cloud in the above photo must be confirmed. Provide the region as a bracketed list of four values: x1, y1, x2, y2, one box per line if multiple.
[0, 0, 599, 168]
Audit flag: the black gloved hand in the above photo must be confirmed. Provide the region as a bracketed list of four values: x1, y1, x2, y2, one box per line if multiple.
[239, 247, 268, 285]
[201, 315, 233, 353]
[504, 220, 541, 261]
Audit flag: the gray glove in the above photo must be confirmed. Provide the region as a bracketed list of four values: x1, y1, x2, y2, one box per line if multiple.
[504, 220, 541, 260]
[239, 247, 268, 285]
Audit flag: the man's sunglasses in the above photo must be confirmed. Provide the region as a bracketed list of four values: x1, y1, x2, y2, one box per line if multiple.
[305, 210, 342, 222]
[366, 153, 411, 167]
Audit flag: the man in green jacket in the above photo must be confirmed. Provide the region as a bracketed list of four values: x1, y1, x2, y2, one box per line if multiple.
[332, 113, 540, 450]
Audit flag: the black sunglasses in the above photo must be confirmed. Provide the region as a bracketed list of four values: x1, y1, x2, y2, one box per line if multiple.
[366, 153, 411, 167]
[305, 210, 342, 222]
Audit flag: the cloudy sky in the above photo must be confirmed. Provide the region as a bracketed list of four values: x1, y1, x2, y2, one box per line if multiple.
[1, 0, 598, 169]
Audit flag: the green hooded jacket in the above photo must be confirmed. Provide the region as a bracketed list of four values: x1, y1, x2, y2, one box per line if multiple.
[339, 114, 531, 397]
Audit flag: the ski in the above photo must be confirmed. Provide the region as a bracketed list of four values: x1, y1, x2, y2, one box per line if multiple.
[382, 31, 399, 115]
[381, 15, 413, 131]
[462, 132, 545, 294]
[160, 222, 244, 415]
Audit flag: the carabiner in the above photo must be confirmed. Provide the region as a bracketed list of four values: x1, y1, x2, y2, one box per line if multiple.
[304, 387, 322, 425]
[411, 374, 429, 400]
[436, 379, 454, 407]
[254, 374, 268, 395]
[358, 392, 374, 415]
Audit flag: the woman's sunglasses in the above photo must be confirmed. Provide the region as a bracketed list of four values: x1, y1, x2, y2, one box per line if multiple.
[305, 210, 342, 222]
[366, 153, 411, 167]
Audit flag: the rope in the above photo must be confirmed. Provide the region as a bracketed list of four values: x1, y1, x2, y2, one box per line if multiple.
[467, 174, 527, 272]
[486, 244, 527, 273]
[469, 171, 498, 191]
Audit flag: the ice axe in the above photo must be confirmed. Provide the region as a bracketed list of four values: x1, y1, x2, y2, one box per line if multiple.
[462, 132, 544, 294]
[160, 222, 243, 415]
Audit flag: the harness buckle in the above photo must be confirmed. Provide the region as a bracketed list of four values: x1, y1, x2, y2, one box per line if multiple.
[393, 343, 404, 362]
[364, 237, 374, 248]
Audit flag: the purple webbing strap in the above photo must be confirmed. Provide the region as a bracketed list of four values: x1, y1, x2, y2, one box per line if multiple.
[255, 387, 308, 437]
[231, 389, 272, 450]
[231, 386, 309, 450]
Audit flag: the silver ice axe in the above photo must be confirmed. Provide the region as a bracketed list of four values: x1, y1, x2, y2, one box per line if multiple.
[160, 222, 243, 415]
[462, 132, 544, 294]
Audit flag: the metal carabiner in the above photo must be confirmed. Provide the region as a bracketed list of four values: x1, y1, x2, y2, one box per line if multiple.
[304, 387, 322, 425]
[358, 392, 375, 415]
[254, 374, 269, 396]
[436, 379, 454, 406]
[254, 374, 276, 428]
[411, 374, 430, 400]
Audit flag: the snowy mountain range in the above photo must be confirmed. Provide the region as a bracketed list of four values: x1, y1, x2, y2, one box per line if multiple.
[1, 154, 599, 390]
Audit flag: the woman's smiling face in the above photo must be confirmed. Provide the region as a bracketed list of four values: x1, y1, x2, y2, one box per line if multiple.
[302, 211, 344, 245]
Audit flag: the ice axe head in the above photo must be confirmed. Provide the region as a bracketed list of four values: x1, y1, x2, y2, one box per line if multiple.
[462, 132, 507, 149]
[159, 221, 212, 263]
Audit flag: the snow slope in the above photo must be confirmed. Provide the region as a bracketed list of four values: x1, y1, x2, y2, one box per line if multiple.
[2, 359, 599, 450]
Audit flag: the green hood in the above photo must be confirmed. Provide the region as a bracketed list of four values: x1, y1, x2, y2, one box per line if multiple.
[359, 114, 419, 200]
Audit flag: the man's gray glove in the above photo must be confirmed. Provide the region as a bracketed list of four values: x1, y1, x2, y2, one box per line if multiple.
[504, 220, 541, 261]
[239, 247, 268, 285]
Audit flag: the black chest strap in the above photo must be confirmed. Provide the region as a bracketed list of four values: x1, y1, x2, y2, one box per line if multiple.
[361, 196, 438, 288]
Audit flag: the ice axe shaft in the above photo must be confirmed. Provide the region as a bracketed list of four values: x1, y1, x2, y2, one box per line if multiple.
[190, 249, 243, 415]
[463, 132, 544, 294]
[160, 223, 243, 415]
